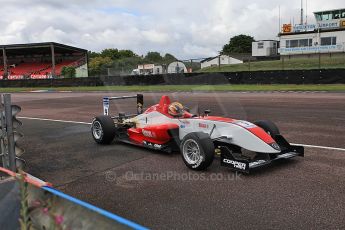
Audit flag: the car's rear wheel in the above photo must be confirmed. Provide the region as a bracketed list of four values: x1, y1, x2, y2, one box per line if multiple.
[91, 115, 116, 144]
[180, 132, 214, 170]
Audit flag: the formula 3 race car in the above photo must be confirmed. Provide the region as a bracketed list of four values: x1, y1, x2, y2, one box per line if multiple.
[91, 94, 304, 173]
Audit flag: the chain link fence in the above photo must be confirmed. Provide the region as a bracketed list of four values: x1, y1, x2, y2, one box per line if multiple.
[100, 58, 202, 77]
[95, 52, 345, 77]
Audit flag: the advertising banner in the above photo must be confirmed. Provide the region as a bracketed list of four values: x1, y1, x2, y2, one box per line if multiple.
[318, 20, 340, 29]
[288, 20, 341, 33]
[138, 64, 154, 70]
[282, 24, 292, 33]
[279, 44, 344, 55]
[293, 24, 316, 32]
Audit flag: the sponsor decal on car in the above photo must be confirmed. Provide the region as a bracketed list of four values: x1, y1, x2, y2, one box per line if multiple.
[180, 120, 190, 128]
[198, 123, 208, 128]
[142, 129, 156, 138]
[143, 141, 162, 149]
[234, 120, 256, 129]
[276, 152, 296, 159]
[223, 159, 247, 170]
[270, 142, 281, 151]
[249, 160, 267, 167]
[103, 97, 110, 115]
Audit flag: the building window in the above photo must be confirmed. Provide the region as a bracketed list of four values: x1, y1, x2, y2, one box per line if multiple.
[286, 39, 312, 48]
[333, 10, 341, 19]
[321, 12, 332, 20]
[258, 42, 264, 49]
[316, 10, 345, 20]
[321, 37, 337, 46]
[291, 40, 299, 47]
[309, 39, 313, 46]
[315, 13, 322, 21]
[299, 39, 309, 47]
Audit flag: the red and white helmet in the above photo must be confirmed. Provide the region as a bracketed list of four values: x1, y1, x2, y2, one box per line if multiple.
[168, 102, 184, 117]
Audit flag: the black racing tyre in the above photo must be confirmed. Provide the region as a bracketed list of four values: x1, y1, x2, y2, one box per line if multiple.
[180, 132, 214, 170]
[91, 115, 116, 144]
[254, 120, 280, 137]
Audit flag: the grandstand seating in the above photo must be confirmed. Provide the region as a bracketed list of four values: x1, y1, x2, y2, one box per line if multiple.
[1, 42, 88, 79]
[1, 57, 84, 79]
[9, 62, 51, 75]
[40, 60, 75, 75]
[4, 60, 77, 76]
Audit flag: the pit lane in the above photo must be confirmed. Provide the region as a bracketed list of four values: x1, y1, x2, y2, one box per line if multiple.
[13, 92, 345, 229]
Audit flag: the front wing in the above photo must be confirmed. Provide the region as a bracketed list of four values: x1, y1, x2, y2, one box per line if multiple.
[219, 134, 304, 173]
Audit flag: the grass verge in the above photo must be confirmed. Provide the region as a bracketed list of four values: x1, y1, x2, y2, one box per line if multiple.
[1, 84, 345, 93]
[199, 56, 345, 72]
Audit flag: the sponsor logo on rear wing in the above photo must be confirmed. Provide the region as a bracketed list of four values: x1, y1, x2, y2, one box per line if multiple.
[102, 94, 144, 116]
[103, 97, 110, 115]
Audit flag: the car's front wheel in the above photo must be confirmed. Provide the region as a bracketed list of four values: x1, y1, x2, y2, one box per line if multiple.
[254, 120, 280, 137]
[254, 120, 281, 159]
[180, 132, 214, 170]
[91, 115, 116, 144]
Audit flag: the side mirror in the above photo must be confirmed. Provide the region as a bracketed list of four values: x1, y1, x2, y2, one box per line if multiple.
[204, 109, 211, 116]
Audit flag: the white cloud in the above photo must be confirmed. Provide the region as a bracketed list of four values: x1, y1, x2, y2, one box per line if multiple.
[0, 0, 344, 59]
[183, 44, 218, 58]
[141, 30, 169, 44]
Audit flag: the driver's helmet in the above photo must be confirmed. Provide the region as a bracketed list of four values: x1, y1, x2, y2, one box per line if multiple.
[168, 102, 184, 117]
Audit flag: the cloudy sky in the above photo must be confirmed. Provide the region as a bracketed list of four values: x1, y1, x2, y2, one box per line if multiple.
[0, 0, 344, 59]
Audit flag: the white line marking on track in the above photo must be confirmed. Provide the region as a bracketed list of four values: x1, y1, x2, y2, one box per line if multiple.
[18, 116, 92, 125]
[291, 143, 345, 151]
[18, 116, 345, 152]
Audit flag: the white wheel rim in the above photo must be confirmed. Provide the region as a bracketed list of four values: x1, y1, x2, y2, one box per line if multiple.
[183, 139, 201, 165]
[92, 121, 103, 139]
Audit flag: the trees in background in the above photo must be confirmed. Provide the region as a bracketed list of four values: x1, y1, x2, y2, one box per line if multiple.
[144, 52, 163, 63]
[163, 53, 177, 63]
[61, 66, 76, 78]
[88, 49, 177, 76]
[87, 34, 257, 76]
[222, 34, 255, 54]
[88, 56, 113, 76]
[100, 49, 136, 59]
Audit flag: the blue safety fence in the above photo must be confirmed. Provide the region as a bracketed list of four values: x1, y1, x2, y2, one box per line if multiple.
[42, 186, 148, 230]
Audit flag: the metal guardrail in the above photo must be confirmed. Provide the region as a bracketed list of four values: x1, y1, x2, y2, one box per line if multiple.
[0, 94, 24, 172]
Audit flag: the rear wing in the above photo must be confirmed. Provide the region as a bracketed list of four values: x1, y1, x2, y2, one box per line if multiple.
[103, 94, 144, 117]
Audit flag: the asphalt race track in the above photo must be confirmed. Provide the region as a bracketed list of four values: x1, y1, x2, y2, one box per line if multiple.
[11, 91, 345, 229]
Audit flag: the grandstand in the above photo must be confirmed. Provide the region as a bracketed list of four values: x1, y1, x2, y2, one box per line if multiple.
[0, 42, 88, 79]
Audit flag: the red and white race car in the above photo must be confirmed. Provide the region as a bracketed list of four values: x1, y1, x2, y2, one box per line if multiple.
[91, 94, 303, 173]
